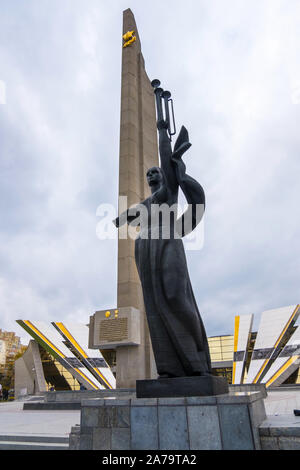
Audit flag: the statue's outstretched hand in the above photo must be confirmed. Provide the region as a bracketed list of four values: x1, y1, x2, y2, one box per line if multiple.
[171, 141, 191, 161]
[171, 125, 191, 161]
[157, 119, 168, 131]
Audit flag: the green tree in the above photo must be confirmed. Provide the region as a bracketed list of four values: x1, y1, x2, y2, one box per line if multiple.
[2, 351, 25, 391]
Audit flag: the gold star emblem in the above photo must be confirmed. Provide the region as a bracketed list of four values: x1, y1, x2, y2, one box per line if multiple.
[123, 30, 136, 48]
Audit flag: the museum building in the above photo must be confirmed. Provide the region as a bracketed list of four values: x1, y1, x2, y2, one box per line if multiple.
[14, 303, 300, 397]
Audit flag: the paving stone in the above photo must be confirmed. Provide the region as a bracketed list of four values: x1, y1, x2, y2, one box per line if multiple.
[278, 436, 300, 450]
[81, 407, 99, 427]
[79, 433, 93, 450]
[104, 399, 130, 407]
[69, 432, 80, 450]
[112, 428, 131, 450]
[260, 436, 279, 450]
[187, 405, 222, 450]
[249, 398, 266, 427]
[218, 404, 254, 450]
[157, 397, 186, 406]
[130, 398, 157, 406]
[131, 406, 158, 450]
[92, 428, 111, 450]
[98, 406, 130, 428]
[269, 426, 300, 437]
[186, 396, 217, 406]
[158, 406, 189, 450]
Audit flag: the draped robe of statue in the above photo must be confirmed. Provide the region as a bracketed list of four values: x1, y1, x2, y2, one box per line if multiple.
[115, 121, 212, 378]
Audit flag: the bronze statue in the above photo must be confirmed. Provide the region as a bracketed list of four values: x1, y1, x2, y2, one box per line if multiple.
[114, 80, 212, 379]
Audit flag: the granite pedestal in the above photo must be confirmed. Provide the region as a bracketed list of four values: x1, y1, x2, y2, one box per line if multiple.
[69, 390, 267, 450]
[136, 376, 229, 398]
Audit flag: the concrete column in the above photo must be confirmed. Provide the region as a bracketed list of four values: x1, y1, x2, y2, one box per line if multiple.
[116, 9, 159, 388]
[14, 340, 47, 397]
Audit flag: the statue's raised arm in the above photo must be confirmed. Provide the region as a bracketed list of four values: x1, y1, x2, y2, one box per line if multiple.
[151, 79, 205, 235]
[113, 78, 230, 398]
[151, 80, 178, 199]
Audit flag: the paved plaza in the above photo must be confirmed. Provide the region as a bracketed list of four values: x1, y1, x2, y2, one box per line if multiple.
[0, 400, 80, 438]
[0, 388, 299, 442]
[264, 388, 300, 416]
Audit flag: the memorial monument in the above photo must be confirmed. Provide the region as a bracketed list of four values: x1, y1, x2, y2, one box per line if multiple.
[90, 7, 228, 397]
[114, 75, 228, 397]
[69, 10, 268, 450]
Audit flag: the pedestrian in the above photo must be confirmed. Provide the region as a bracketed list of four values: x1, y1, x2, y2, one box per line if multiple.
[2, 389, 8, 401]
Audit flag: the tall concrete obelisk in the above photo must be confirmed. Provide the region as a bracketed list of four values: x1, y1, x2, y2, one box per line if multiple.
[116, 9, 159, 388]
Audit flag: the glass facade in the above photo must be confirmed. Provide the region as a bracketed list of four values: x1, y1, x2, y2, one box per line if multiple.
[100, 334, 297, 385]
[101, 349, 116, 376]
[213, 366, 233, 384]
[208, 331, 300, 385]
[208, 335, 234, 362]
[38, 329, 300, 387]
[38, 345, 81, 391]
[15, 328, 300, 390]
[207, 335, 234, 384]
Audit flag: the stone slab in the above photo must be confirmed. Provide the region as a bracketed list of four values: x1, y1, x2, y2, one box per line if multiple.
[23, 402, 81, 410]
[136, 375, 229, 398]
[158, 405, 189, 450]
[187, 404, 222, 450]
[70, 390, 267, 450]
[44, 389, 136, 403]
[218, 403, 254, 450]
[131, 405, 159, 450]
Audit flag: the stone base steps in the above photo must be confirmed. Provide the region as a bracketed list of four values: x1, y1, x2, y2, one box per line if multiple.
[259, 425, 300, 450]
[23, 395, 46, 401]
[0, 434, 69, 450]
[70, 392, 266, 450]
[23, 402, 81, 410]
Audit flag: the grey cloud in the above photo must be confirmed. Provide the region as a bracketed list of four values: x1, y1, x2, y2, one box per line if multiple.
[0, 0, 300, 344]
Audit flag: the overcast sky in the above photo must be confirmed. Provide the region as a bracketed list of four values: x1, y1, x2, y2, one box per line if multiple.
[1, 0, 300, 345]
